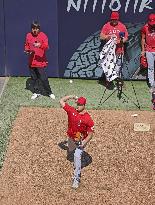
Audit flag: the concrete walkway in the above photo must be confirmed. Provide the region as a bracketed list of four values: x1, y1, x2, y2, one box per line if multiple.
[0, 77, 9, 98]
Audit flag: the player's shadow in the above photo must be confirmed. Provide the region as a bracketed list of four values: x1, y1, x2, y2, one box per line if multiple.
[58, 140, 92, 169]
[25, 78, 48, 96]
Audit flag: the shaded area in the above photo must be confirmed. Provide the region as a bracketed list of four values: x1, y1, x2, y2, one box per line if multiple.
[58, 140, 92, 168]
[0, 107, 155, 205]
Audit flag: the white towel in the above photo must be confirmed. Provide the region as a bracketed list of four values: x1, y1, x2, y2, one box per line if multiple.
[100, 38, 120, 82]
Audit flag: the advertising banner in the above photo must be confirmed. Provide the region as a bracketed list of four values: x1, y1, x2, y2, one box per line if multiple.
[58, 0, 155, 79]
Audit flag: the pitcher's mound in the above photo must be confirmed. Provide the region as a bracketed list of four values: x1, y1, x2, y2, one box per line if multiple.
[0, 107, 154, 205]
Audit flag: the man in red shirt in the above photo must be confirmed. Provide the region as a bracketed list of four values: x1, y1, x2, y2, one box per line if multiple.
[141, 13, 155, 93]
[24, 21, 55, 100]
[60, 95, 94, 189]
[100, 11, 128, 85]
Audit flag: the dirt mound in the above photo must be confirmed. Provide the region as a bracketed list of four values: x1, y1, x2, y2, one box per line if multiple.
[0, 107, 154, 205]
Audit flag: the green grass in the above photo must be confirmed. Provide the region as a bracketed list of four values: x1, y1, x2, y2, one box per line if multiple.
[0, 77, 152, 169]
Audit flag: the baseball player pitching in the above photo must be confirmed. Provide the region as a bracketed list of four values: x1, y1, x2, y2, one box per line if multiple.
[59, 95, 94, 189]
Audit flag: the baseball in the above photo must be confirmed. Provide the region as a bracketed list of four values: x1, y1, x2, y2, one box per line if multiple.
[69, 80, 73, 83]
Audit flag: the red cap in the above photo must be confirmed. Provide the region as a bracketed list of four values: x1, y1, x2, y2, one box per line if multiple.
[77, 97, 86, 105]
[148, 14, 155, 26]
[110, 11, 119, 20]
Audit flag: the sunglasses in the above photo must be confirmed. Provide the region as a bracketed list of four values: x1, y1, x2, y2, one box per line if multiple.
[77, 103, 85, 106]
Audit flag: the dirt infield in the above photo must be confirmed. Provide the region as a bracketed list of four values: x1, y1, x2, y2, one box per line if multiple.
[0, 107, 155, 205]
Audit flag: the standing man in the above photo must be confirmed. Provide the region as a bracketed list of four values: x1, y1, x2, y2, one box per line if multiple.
[141, 13, 155, 93]
[100, 11, 128, 85]
[24, 21, 55, 100]
[59, 95, 94, 189]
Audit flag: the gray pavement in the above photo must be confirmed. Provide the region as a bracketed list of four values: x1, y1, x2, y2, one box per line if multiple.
[0, 77, 9, 98]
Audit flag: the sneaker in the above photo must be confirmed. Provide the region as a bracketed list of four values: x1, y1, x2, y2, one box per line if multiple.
[149, 87, 154, 93]
[72, 178, 80, 189]
[31, 93, 41, 100]
[49, 94, 55, 99]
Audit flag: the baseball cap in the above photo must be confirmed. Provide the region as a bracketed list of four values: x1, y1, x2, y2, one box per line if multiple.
[77, 97, 87, 105]
[148, 14, 155, 26]
[110, 11, 119, 20]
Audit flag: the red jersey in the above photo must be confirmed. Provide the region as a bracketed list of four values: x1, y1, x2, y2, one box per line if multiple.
[63, 103, 94, 140]
[141, 24, 155, 52]
[101, 21, 128, 54]
[24, 32, 49, 68]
